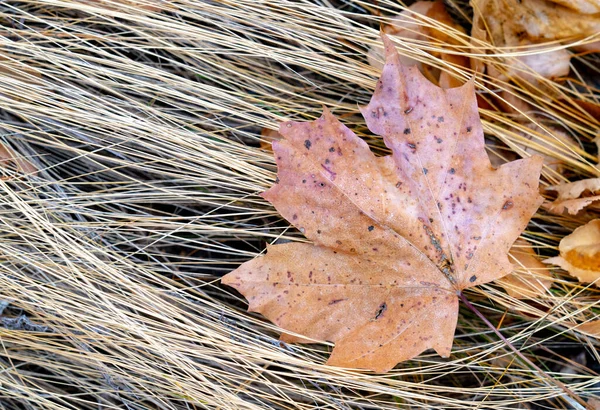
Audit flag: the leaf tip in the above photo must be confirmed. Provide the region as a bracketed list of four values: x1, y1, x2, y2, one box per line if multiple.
[380, 33, 399, 63]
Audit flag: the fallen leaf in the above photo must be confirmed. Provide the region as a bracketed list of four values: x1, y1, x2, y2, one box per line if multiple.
[222, 36, 544, 372]
[545, 219, 600, 283]
[498, 238, 553, 299]
[471, 0, 599, 84]
[550, 0, 600, 14]
[578, 320, 600, 337]
[557, 98, 600, 124]
[472, 0, 600, 47]
[368, 2, 469, 88]
[546, 178, 600, 214]
[367, 2, 435, 72]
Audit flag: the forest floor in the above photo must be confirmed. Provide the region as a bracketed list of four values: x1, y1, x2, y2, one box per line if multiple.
[0, 1, 598, 409]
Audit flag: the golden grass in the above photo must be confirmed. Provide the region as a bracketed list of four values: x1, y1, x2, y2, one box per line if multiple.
[0, 0, 597, 408]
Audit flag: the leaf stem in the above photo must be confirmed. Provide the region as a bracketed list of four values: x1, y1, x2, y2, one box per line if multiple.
[457, 291, 590, 410]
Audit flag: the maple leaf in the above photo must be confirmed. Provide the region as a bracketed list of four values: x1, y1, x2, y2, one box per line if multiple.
[222, 36, 544, 372]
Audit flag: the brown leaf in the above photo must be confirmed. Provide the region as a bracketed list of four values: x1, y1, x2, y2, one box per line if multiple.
[368, 2, 469, 88]
[545, 219, 600, 283]
[367, 2, 435, 72]
[498, 238, 553, 299]
[472, 0, 599, 46]
[222, 36, 544, 372]
[471, 0, 599, 84]
[578, 320, 600, 337]
[549, 0, 600, 14]
[546, 178, 600, 215]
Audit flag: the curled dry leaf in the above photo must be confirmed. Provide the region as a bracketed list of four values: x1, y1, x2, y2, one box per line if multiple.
[368, 1, 469, 88]
[546, 178, 600, 214]
[222, 36, 544, 372]
[550, 0, 600, 14]
[471, 0, 600, 84]
[498, 238, 553, 299]
[545, 219, 600, 283]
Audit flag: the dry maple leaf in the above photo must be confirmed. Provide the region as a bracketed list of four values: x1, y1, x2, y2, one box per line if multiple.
[222, 36, 544, 373]
[546, 178, 600, 215]
[545, 219, 600, 283]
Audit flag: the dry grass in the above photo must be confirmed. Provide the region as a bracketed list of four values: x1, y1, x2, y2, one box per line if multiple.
[0, 0, 598, 409]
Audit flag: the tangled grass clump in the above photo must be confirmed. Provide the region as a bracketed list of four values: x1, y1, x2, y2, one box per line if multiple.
[0, 1, 598, 409]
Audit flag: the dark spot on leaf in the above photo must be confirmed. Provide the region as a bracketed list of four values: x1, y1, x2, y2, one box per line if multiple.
[502, 200, 514, 210]
[423, 168, 428, 175]
[304, 139, 312, 149]
[329, 147, 335, 152]
[396, 181, 402, 188]
[368, 225, 374, 231]
[437, 116, 444, 122]
[466, 126, 472, 133]
[404, 107, 413, 114]
[449, 168, 455, 174]
[374, 302, 387, 319]
[403, 128, 411, 135]
[469, 275, 477, 283]
[292, 214, 298, 220]
[302, 179, 306, 183]
[329, 298, 347, 305]
[274, 177, 280, 184]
